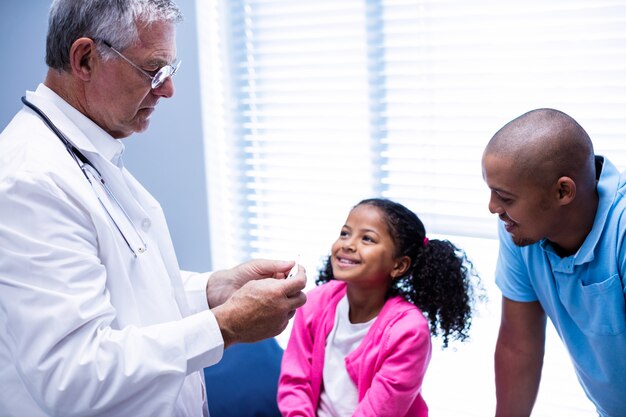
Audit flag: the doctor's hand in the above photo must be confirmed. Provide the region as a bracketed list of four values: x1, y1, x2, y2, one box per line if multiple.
[206, 259, 301, 307]
[208, 259, 307, 348]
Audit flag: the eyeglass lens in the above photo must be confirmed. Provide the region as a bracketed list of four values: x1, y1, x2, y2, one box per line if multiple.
[100, 39, 180, 90]
[152, 61, 181, 89]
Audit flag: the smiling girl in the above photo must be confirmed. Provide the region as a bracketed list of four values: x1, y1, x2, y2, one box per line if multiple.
[277, 198, 481, 417]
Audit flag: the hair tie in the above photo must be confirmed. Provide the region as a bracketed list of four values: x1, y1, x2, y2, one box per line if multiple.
[423, 237, 429, 246]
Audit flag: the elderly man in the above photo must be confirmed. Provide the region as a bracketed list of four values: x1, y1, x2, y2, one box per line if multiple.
[0, 1, 306, 416]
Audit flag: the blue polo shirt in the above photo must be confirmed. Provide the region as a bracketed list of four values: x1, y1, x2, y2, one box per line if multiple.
[495, 156, 626, 417]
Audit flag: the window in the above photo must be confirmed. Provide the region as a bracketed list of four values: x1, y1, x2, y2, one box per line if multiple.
[197, 0, 626, 273]
[196, 1, 626, 416]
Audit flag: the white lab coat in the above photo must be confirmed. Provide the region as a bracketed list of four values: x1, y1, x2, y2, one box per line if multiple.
[0, 84, 224, 417]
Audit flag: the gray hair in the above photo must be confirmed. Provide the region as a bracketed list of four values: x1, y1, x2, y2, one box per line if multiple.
[46, 0, 183, 71]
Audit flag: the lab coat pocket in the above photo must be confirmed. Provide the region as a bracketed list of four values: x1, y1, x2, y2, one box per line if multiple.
[567, 274, 626, 336]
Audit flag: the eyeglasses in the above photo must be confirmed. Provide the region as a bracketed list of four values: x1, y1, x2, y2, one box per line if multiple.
[100, 40, 181, 89]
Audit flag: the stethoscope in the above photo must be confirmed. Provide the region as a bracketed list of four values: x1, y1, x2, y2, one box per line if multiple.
[21, 96, 147, 258]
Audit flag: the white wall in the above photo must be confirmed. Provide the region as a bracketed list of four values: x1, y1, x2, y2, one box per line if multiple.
[0, 0, 212, 271]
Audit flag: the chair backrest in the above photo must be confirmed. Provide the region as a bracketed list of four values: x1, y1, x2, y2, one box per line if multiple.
[204, 338, 284, 417]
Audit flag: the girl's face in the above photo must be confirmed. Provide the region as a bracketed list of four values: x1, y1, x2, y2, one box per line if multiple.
[330, 204, 408, 289]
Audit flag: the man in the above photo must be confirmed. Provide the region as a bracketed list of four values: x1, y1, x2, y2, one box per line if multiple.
[0, 1, 306, 416]
[482, 108, 626, 417]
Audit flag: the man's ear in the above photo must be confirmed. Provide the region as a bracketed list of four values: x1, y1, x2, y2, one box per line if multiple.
[391, 256, 411, 279]
[556, 176, 576, 206]
[69, 37, 98, 81]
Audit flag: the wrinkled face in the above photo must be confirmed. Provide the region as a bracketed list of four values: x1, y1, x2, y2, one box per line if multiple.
[330, 205, 401, 289]
[86, 20, 177, 138]
[482, 153, 560, 246]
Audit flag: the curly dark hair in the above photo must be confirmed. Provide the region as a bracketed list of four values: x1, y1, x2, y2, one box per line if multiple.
[317, 198, 482, 348]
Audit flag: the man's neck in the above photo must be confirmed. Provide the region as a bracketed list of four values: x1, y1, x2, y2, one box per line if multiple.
[44, 69, 85, 114]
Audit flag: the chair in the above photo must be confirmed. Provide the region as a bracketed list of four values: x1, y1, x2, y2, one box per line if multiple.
[204, 338, 284, 417]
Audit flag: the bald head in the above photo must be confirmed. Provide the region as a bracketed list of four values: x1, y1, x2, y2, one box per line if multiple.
[484, 108, 596, 189]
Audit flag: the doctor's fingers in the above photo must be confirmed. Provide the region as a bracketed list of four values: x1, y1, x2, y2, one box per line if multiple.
[235, 297, 297, 343]
[244, 279, 305, 322]
[213, 286, 294, 346]
[284, 287, 307, 312]
[233, 258, 294, 281]
[280, 269, 307, 297]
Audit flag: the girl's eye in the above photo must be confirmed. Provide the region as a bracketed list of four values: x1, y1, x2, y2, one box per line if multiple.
[362, 235, 375, 243]
[339, 230, 349, 238]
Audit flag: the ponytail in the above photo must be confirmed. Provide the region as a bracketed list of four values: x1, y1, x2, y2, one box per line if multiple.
[390, 239, 480, 348]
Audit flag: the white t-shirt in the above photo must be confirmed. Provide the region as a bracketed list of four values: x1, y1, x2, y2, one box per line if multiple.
[317, 294, 376, 417]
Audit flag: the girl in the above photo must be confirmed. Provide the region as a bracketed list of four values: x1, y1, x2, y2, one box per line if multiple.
[277, 198, 480, 417]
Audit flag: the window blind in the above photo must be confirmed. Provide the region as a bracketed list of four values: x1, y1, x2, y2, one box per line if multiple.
[197, 0, 626, 273]
[196, 1, 625, 416]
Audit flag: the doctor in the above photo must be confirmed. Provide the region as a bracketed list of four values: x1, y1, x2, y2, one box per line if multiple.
[0, 1, 307, 417]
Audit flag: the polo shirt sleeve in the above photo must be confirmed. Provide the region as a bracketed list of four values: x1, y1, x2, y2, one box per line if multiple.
[495, 221, 538, 302]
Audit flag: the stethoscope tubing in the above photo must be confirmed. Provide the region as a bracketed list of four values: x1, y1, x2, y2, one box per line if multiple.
[20, 96, 146, 257]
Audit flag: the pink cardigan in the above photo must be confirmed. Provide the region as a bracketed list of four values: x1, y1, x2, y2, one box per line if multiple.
[278, 280, 431, 417]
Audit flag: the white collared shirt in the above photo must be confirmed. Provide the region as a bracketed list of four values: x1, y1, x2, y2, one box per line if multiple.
[0, 84, 223, 417]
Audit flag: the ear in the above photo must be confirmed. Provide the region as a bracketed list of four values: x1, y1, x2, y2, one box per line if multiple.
[391, 256, 411, 279]
[69, 37, 98, 81]
[556, 176, 576, 206]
